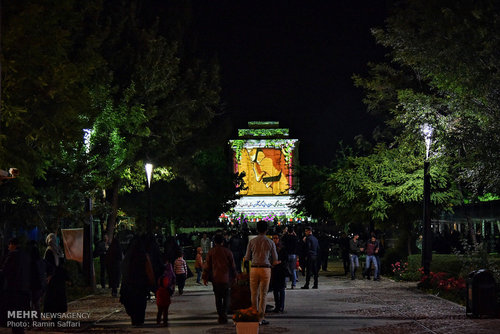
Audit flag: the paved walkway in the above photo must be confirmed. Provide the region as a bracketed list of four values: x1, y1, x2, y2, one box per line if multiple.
[2, 264, 500, 333]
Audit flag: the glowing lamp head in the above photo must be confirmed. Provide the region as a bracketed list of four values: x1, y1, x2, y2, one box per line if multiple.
[420, 123, 433, 160]
[145, 163, 153, 187]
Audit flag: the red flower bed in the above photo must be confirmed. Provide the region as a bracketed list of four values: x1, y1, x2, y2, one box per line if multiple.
[417, 267, 466, 304]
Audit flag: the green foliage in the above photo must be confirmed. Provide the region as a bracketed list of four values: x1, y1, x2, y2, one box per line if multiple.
[120, 145, 242, 229]
[364, 0, 500, 196]
[81, 0, 221, 234]
[230, 139, 297, 163]
[248, 121, 280, 128]
[405, 254, 462, 281]
[238, 128, 289, 137]
[324, 144, 460, 227]
[1, 0, 102, 189]
[382, 248, 404, 278]
[417, 270, 467, 305]
[454, 240, 500, 281]
[291, 165, 331, 221]
[1, 0, 222, 238]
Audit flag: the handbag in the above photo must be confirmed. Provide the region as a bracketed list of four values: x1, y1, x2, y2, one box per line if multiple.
[186, 265, 194, 279]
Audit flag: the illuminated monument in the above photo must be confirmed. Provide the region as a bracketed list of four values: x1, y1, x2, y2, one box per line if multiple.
[226, 121, 300, 224]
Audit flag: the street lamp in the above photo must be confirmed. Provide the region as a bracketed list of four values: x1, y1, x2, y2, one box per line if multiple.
[145, 163, 153, 235]
[82, 128, 95, 288]
[421, 123, 433, 276]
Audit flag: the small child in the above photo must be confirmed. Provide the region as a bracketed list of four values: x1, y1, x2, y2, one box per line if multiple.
[174, 250, 188, 295]
[156, 262, 175, 326]
[194, 247, 204, 284]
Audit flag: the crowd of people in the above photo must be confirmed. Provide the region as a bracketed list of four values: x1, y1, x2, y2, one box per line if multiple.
[0, 223, 385, 331]
[198, 222, 383, 326]
[0, 234, 68, 334]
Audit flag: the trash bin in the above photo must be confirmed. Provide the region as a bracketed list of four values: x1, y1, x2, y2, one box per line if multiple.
[466, 269, 497, 318]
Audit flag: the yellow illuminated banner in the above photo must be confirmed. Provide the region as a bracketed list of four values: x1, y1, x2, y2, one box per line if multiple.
[238, 148, 290, 195]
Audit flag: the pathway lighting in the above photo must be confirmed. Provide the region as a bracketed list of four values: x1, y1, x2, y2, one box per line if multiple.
[145, 163, 153, 235]
[421, 123, 433, 276]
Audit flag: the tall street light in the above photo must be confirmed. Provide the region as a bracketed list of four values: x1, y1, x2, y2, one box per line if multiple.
[421, 123, 433, 276]
[145, 163, 153, 235]
[83, 129, 95, 288]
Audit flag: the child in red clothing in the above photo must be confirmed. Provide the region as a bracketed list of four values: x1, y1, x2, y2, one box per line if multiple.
[194, 247, 204, 284]
[156, 262, 175, 326]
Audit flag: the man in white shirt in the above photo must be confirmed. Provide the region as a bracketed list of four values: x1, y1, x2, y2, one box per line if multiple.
[244, 221, 279, 325]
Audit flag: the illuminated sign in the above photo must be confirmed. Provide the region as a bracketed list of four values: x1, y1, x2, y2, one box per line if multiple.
[238, 147, 290, 195]
[227, 121, 300, 221]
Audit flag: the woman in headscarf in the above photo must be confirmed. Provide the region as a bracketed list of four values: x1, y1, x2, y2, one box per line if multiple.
[105, 236, 123, 297]
[270, 233, 288, 313]
[43, 233, 67, 314]
[119, 236, 155, 326]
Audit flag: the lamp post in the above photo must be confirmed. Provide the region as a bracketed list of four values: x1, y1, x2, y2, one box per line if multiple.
[83, 129, 95, 288]
[145, 163, 153, 235]
[421, 123, 433, 276]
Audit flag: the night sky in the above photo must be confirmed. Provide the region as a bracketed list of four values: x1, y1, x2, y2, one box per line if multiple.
[193, 1, 388, 166]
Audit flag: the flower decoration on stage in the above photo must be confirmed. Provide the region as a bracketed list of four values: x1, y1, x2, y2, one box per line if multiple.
[232, 307, 259, 322]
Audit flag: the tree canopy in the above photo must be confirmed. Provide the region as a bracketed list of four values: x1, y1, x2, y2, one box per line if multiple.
[0, 0, 231, 237]
[361, 0, 500, 197]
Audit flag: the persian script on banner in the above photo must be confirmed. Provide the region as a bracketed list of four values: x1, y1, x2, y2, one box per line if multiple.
[61, 228, 83, 263]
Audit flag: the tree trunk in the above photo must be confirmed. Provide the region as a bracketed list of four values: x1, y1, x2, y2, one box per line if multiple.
[106, 179, 120, 241]
[407, 219, 414, 256]
[467, 216, 477, 245]
[407, 233, 413, 256]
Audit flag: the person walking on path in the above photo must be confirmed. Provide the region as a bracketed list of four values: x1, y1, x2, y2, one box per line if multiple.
[202, 234, 237, 324]
[339, 232, 350, 276]
[270, 233, 288, 313]
[349, 233, 364, 280]
[374, 233, 383, 280]
[244, 220, 279, 325]
[28, 240, 46, 320]
[94, 234, 109, 289]
[200, 233, 211, 261]
[105, 236, 123, 297]
[119, 236, 155, 326]
[174, 250, 188, 295]
[301, 226, 320, 289]
[281, 225, 299, 289]
[228, 230, 244, 273]
[155, 261, 175, 326]
[194, 247, 204, 284]
[0, 237, 31, 334]
[319, 232, 331, 272]
[363, 234, 380, 281]
[44, 233, 68, 315]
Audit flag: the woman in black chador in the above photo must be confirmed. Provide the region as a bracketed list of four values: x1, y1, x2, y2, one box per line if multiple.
[119, 236, 155, 326]
[43, 233, 67, 314]
[106, 236, 123, 297]
[270, 233, 288, 313]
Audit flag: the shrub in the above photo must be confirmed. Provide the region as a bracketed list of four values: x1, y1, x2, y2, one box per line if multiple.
[417, 268, 466, 305]
[407, 254, 462, 279]
[391, 261, 408, 281]
[454, 240, 500, 281]
[382, 247, 403, 276]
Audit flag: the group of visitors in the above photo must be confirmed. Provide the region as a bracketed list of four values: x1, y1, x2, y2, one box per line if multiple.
[94, 234, 123, 297]
[201, 221, 324, 326]
[1, 225, 385, 331]
[347, 232, 382, 281]
[0, 234, 68, 334]
[118, 234, 193, 327]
